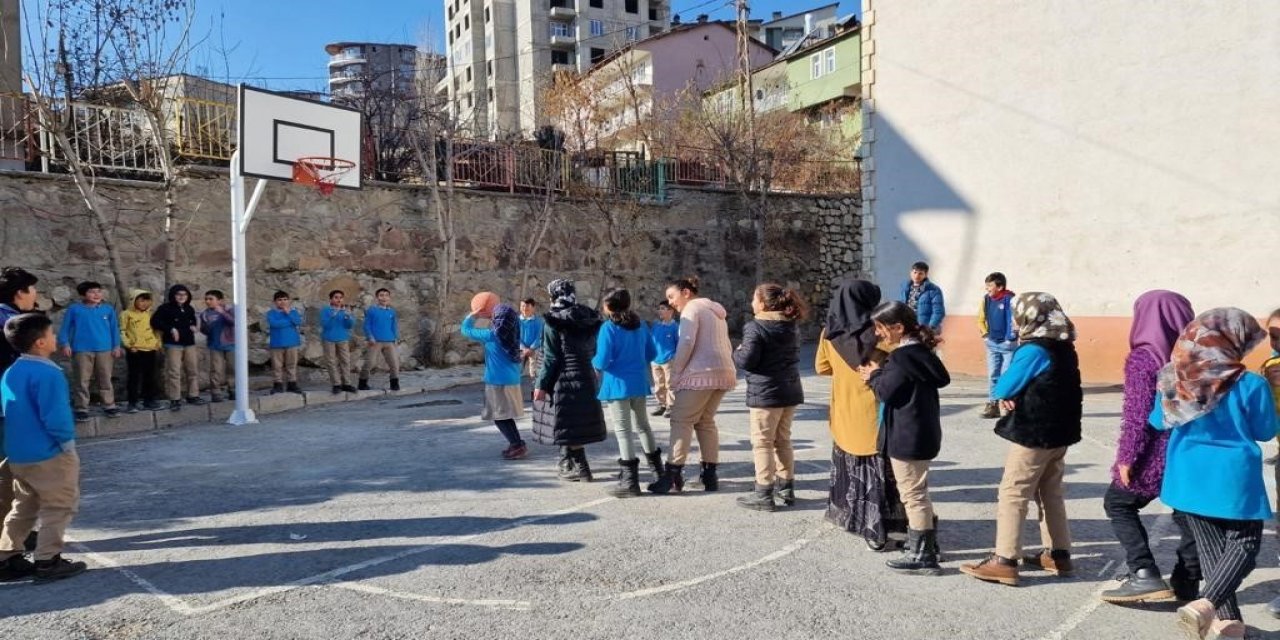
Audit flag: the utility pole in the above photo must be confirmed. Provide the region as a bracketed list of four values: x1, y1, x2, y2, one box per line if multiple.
[735, 0, 765, 283]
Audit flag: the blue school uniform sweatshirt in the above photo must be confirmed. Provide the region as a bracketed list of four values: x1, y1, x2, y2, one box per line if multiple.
[57, 302, 120, 353]
[460, 315, 522, 386]
[650, 320, 678, 365]
[1151, 373, 1278, 521]
[266, 308, 303, 349]
[2, 356, 76, 464]
[519, 316, 545, 349]
[321, 306, 356, 342]
[593, 321, 656, 401]
[991, 344, 1051, 399]
[364, 306, 399, 343]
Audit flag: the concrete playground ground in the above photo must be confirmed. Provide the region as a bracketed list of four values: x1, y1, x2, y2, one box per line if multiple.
[3, 364, 1280, 639]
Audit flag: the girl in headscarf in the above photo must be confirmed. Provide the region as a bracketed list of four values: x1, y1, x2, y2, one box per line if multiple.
[461, 301, 528, 459]
[532, 279, 607, 481]
[816, 278, 903, 548]
[1149, 308, 1276, 640]
[1099, 291, 1200, 604]
[961, 292, 1082, 587]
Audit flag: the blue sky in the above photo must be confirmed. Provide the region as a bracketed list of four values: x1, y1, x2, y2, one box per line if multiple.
[184, 0, 854, 91]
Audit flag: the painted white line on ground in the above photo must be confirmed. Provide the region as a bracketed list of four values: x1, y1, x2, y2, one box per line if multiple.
[1036, 510, 1175, 640]
[335, 581, 532, 610]
[604, 533, 819, 601]
[78, 496, 615, 617]
[67, 541, 197, 616]
[78, 434, 162, 447]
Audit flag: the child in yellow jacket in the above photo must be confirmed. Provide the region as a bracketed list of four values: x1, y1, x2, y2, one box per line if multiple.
[120, 290, 162, 412]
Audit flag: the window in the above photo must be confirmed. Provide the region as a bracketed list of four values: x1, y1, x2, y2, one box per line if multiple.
[590, 47, 606, 64]
[630, 60, 648, 83]
[487, 61, 493, 75]
[550, 22, 574, 38]
[485, 7, 490, 22]
[487, 87, 493, 102]
[466, 67, 472, 82]
[625, 0, 638, 14]
[465, 15, 470, 29]
[649, 6, 658, 20]
[626, 26, 642, 41]
[825, 48, 835, 74]
[590, 0, 602, 7]
[810, 53, 821, 79]
[552, 49, 571, 65]
[590, 19, 604, 36]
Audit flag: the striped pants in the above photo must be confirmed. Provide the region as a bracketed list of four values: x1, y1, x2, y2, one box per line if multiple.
[1183, 513, 1263, 620]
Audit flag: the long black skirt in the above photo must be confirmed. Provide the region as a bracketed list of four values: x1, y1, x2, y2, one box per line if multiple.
[825, 445, 908, 549]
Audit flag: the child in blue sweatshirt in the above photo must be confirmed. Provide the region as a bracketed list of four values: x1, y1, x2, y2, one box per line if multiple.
[266, 290, 303, 395]
[0, 313, 87, 582]
[519, 298, 545, 379]
[199, 290, 235, 403]
[461, 302, 527, 459]
[649, 301, 679, 416]
[321, 290, 358, 395]
[360, 288, 400, 392]
[57, 281, 122, 421]
[594, 289, 661, 496]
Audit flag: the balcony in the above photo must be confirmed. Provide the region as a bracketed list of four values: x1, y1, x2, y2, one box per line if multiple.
[549, 5, 576, 19]
[328, 54, 367, 67]
[552, 62, 576, 73]
[549, 23, 577, 47]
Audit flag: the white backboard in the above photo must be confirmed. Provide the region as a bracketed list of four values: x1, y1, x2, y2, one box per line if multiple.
[238, 85, 363, 189]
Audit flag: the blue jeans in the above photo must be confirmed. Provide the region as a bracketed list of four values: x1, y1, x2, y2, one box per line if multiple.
[985, 338, 1017, 400]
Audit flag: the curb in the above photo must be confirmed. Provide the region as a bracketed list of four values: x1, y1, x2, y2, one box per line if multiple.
[77, 372, 485, 440]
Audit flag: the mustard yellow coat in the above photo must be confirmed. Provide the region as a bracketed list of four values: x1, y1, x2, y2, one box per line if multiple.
[815, 332, 887, 456]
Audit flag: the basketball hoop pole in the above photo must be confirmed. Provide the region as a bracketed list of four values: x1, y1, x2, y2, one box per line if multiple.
[228, 148, 266, 425]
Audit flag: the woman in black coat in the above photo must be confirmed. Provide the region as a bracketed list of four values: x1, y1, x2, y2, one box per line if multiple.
[533, 279, 607, 481]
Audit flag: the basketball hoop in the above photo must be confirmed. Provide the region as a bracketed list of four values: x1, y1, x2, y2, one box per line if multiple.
[293, 156, 356, 196]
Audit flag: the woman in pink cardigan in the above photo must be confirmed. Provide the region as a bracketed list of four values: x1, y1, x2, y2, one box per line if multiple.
[649, 276, 738, 494]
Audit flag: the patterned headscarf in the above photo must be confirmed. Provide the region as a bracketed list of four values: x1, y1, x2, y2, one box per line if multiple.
[1156, 307, 1266, 428]
[490, 303, 522, 362]
[1129, 290, 1194, 366]
[1014, 292, 1076, 342]
[548, 278, 577, 311]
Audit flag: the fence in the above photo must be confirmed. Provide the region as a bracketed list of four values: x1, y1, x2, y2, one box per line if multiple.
[0, 93, 856, 198]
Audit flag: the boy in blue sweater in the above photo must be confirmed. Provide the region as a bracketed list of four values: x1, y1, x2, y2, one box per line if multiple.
[321, 290, 357, 395]
[199, 290, 235, 403]
[57, 281, 122, 421]
[0, 313, 87, 582]
[649, 301, 679, 416]
[265, 290, 303, 395]
[978, 272, 1017, 418]
[359, 288, 400, 392]
[519, 298, 544, 379]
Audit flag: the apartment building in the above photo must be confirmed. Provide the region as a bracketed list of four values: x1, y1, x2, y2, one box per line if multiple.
[443, 0, 670, 139]
[325, 42, 419, 103]
[756, 3, 840, 53]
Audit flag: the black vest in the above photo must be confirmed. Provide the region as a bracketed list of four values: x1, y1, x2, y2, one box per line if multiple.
[994, 339, 1083, 449]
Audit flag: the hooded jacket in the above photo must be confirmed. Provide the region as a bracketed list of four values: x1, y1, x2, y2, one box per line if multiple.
[734, 312, 803, 408]
[120, 289, 162, 351]
[532, 304, 607, 447]
[150, 285, 198, 347]
[867, 341, 951, 460]
[670, 297, 737, 391]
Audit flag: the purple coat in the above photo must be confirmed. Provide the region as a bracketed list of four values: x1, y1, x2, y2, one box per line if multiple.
[1110, 349, 1169, 498]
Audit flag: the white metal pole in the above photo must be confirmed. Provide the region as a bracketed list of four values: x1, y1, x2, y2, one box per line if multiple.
[229, 149, 257, 425]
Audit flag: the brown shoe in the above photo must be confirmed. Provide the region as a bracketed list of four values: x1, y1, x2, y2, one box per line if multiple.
[1022, 549, 1074, 577]
[980, 402, 1000, 419]
[960, 554, 1019, 586]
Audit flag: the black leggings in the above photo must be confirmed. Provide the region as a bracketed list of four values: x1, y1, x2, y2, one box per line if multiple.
[494, 419, 523, 446]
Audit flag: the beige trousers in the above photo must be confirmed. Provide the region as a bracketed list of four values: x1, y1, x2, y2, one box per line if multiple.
[207, 349, 234, 396]
[1, 451, 80, 561]
[72, 351, 115, 410]
[995, 443, 1072, 559]
[651, 364, 673, 408]
[271, 347, 300, 384]
[749, 406, 796, 485]
[667, 389, 727, 466]
[324, 341, 353, 386]
[0, 458, 13, 525]
[164, 346, 200, 400]
[361, 342, 399, 378]
[890, 458, 935, 531]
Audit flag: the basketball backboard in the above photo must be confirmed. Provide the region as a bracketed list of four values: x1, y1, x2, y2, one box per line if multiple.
[237, 85, 363, 190]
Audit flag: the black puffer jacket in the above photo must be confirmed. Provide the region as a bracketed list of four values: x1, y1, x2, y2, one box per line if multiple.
[532, 304, 607, 447]
[150, 285, 197, 346]
[994, 339, 1083, 449]
[733, 312, 803, 408]
[867, 342, 951, 461]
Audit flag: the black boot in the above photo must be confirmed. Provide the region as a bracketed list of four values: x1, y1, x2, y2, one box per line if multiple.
[643, 448, 665, 483]
[559, 448, 592, 482]
[270, 382, 284, 395]
[357, 379, 371, 391]
[1099, 568, 1174, 603]
[886, 529, 942, 575]
[699, 462, 719, 492]
[286, 382, 303, 394]
[390, 378, 400, 391]
[33, 555, 87, 583]
[736, 484, 776, 512]
[557, 447, 577, 478]
[609, 459, 642, 498]
[0, 554, 34, 582]
[1170, 564, 1201, 602]
[647, 463, 685, 494]
[775, 479, 795, 506]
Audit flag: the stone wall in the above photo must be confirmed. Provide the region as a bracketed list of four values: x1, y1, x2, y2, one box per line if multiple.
[0, 170, 860, 373]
